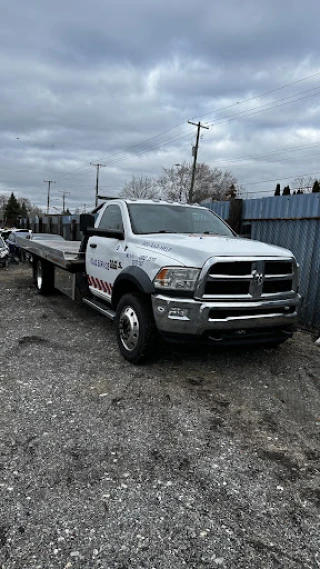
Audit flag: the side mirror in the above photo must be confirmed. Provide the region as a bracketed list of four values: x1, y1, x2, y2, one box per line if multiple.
[86, 228, 124, 240]
[80, 213, 95, 233]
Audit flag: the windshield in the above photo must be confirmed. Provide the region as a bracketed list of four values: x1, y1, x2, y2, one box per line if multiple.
[0, 237, 7, 248]
[127, 203, 234, 236]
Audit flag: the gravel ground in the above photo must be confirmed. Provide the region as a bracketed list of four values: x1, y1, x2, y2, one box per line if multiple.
[1, 264, 320, 569]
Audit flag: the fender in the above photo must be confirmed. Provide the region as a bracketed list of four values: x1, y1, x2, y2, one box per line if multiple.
[112, 266, 156, 308]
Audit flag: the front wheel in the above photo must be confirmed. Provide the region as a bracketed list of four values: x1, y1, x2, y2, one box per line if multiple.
[115, 292, 158, 364]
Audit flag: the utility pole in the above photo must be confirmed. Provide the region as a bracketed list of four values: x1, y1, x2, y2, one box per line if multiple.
[90, 163, 106, 207]
[59, 190, 71, 213]
[187, 121, 209, 203]
[44, 180, 56, 214]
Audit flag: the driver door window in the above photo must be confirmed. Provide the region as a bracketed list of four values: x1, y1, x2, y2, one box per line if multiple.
[99, 205, 123, 231]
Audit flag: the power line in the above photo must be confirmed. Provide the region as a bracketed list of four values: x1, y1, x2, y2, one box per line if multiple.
[241, 169, 320, 189]
[50, 128, 197, 184]
[210, 142, 320, 168]
[205, 86, 320, 127]
[194, 68, 320, 121]
[92, 89, 320, 173]
[51, 86, 320, 184]
[82, 88, 320, 170]
[49, 69, 320, 183]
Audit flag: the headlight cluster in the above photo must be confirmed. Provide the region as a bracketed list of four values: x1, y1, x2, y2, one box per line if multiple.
[153, 267, 200, 291]
[0, 250, 8, 258]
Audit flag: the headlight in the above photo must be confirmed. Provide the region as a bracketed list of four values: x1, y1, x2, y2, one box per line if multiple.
[0, 250, 8, 258]
[153, 267, 200, 291]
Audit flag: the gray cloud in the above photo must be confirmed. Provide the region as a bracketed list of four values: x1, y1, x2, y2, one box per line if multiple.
[1, 0, 320, 210]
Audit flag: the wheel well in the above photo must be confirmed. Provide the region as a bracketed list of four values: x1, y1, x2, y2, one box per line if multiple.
[112, 280, 149, 310]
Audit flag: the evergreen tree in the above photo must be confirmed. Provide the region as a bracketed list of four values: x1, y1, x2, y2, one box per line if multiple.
[227, 183, 237, 199]
[274, 183, 281, 196]
[282, 185, 291, 196]
[4, 192, 21, 220]
[312, 180, 320, 193]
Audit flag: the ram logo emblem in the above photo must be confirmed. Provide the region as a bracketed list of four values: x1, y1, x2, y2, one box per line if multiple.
[252, 269, 264, 286]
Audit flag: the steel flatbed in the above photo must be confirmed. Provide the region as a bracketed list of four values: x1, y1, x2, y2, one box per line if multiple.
[16, 236, 85, 272]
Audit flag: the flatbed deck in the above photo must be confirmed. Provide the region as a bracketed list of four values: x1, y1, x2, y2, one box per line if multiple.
[16, 236, 85, 271]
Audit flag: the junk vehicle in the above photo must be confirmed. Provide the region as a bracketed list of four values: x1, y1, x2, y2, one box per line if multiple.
[0, 236, 9, 267]
[16, 199, 301, 364]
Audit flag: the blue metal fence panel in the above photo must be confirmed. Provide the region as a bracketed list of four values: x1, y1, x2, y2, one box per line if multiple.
[251, 219, 320, 328]
[207, 201, 230, 220]
[243, 193, 320, 220]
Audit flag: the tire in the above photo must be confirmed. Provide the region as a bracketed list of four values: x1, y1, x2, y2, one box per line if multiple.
[115, 292, 158, 364]
[35, 259, 54, 294]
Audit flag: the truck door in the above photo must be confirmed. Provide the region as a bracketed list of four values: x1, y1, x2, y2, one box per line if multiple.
[86, 204, 127, 301]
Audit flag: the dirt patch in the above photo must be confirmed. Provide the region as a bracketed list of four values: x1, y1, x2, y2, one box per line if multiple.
[1, 264, 320, 568]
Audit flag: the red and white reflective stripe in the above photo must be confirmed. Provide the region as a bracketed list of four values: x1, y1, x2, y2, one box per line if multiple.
[88, 275, 113, 295]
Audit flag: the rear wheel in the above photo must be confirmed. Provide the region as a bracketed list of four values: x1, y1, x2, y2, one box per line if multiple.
[36, 259, 54, 294]
[115, 292, 158, 364]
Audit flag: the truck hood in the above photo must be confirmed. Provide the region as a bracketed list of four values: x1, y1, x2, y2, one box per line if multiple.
[136, 234, 294, 266]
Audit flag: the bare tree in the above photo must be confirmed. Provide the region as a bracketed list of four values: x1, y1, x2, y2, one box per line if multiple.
[120, 175, 159, 199]
[294, 176, 313, 193]
[158, 163, 190, 201]
[306, 176, 314, 193]
[17, 197, 32, 212]
[158, 162, 238, 203]
[294, 177, 305, 193]
[0, 193, 8, 219]
[208, 168, 238, 202]
[29, 205, 44, 216]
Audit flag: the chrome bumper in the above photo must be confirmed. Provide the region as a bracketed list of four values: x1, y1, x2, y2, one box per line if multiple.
[151, 294, 301, 336]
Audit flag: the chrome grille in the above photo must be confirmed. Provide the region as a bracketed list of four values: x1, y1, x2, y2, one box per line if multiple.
[201, 258, 295, 299]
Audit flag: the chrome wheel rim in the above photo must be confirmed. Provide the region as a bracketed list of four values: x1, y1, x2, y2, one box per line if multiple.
[36, 263, 43, 290]
[119, 306, 140, 351]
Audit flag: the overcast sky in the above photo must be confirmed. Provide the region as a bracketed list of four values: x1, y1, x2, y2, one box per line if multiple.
[1, 0, 320, 211]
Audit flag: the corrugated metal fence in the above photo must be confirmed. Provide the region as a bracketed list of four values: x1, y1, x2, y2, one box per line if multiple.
[21, 214, 81, 241]
[207, 194, 320, 329]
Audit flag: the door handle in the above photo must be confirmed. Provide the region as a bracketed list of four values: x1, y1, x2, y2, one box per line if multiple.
[89, 243, 97, 248]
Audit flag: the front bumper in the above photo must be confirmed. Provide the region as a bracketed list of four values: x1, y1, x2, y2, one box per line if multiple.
[151, 293, 301, 341]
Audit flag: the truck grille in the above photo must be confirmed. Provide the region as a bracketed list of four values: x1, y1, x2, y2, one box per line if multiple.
[202, 259, 295, 299]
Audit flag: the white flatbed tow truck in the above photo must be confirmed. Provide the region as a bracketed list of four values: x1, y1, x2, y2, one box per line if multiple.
[17, 199, 301, 363]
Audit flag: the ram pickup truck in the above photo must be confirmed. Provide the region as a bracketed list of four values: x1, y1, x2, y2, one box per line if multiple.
[17, 199, 301, 363]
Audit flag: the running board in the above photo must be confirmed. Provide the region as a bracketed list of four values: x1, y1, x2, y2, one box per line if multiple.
[82, 297, 116, 321]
